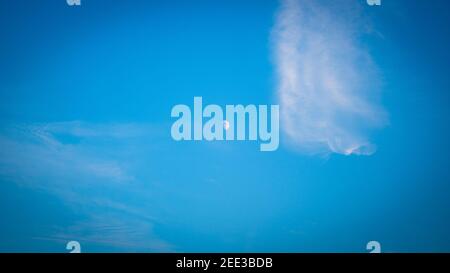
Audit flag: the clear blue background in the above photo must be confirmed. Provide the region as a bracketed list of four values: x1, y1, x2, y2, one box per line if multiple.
[0, 0, 449, 252]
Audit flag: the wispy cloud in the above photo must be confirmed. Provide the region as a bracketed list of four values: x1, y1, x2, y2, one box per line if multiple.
[0, 121, 173, 251]
[272, 0, 386, 155]
[0, 122, 135, 184]
[36, 121, 158, 139]
[38, 214, 174, 252]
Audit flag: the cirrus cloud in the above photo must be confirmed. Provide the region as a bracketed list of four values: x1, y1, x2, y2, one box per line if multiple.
[272, 0, 387, 156]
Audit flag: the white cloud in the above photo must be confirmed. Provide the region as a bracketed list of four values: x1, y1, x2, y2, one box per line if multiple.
[40, 214, 174, 252]
[37, 121, 159, 139]
[272, 0, 386, 155]
[0, 121, 173, 251]
[0, 122, 135, 184]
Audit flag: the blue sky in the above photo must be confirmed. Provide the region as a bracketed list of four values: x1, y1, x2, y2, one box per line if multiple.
[0, 0, 449, 252]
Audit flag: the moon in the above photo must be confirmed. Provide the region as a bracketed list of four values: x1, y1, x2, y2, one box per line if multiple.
[223, 120, 230, 131]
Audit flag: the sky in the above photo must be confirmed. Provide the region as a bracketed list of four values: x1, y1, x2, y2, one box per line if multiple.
[0, 0, 449, 252]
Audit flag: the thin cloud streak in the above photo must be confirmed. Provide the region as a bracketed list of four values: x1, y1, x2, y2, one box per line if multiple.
[0, 121, 173, 251]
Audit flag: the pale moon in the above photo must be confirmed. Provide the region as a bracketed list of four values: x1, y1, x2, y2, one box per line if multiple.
[223, 120, 230, 131]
